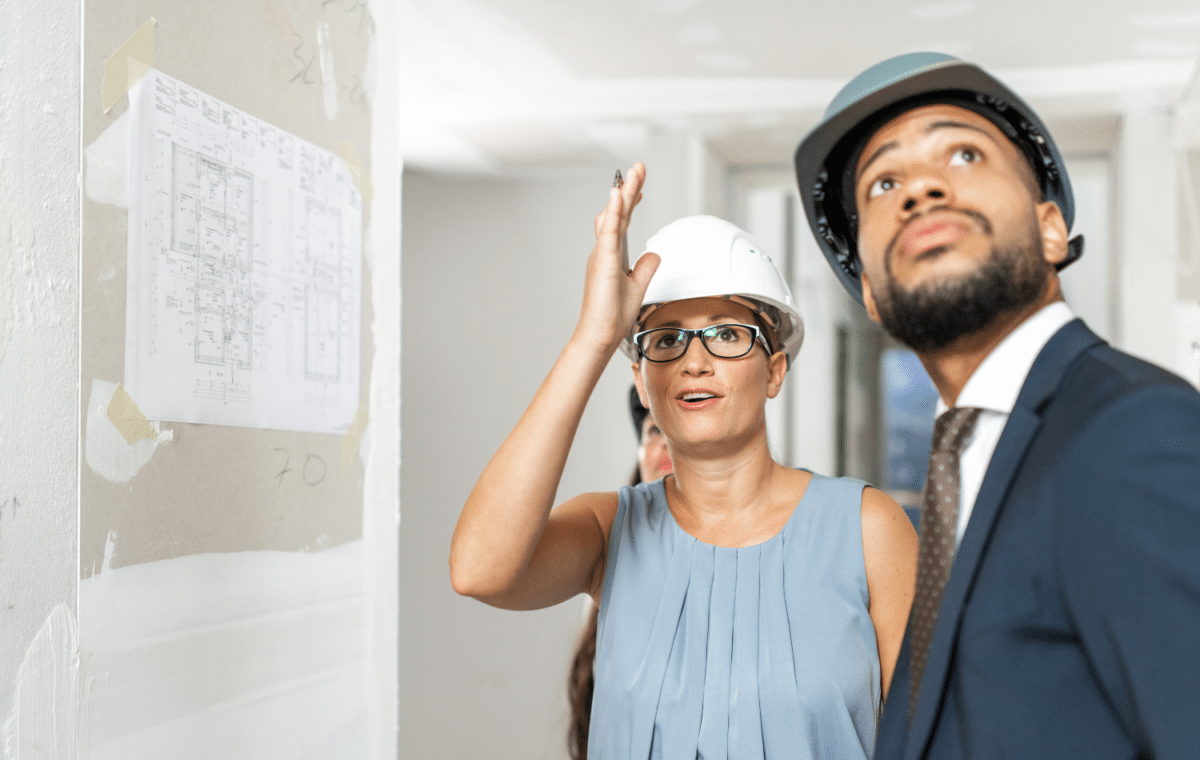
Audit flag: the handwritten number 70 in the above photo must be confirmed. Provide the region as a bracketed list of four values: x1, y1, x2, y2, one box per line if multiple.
[274, 448, 326, 486]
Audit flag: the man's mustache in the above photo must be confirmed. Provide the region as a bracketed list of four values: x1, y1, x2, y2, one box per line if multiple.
[884, 205, 994, 263]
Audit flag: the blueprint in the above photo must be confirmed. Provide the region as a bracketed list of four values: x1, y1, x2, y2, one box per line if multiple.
[125, 69, 361, 433]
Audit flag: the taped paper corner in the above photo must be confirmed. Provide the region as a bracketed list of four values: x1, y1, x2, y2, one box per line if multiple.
[102, 18, 156, 113]
[342, 405, 369, 475]
[86, 380, 165, 484]
[108, 384, 157, 445]
[337, 142, 374, 206]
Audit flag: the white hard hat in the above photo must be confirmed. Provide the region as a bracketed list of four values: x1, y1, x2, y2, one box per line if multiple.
[622, 215, 804, 365]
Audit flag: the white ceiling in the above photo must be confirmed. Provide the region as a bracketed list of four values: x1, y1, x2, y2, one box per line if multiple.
[399, 0, 1200, 173]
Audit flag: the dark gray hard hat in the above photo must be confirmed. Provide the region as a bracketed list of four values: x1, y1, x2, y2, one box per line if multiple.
[794, 51, 1083, 304]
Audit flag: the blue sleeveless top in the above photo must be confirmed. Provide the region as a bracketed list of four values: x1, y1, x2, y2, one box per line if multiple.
[590, 473, 880, 760]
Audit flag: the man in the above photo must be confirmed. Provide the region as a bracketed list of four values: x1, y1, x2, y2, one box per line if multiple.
[795, 52, 1200, 758]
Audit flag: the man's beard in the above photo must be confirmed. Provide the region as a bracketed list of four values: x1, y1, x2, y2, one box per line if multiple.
[874, 214, 1049, 354]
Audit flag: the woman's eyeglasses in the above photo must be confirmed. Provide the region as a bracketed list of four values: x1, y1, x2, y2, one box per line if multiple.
[633, 323, 767, 363]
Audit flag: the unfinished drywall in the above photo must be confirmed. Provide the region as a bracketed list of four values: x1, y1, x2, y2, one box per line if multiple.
[71, 1, 399, 757]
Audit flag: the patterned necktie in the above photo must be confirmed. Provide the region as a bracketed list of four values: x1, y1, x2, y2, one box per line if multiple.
[908, 406, 983, 721]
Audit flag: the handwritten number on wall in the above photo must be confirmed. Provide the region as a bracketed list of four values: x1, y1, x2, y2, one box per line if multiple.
[290, 33, 317, 85]
[274, 449, 326, 486]
[303, 455, 327, 486]
[274, 448, 294, 486]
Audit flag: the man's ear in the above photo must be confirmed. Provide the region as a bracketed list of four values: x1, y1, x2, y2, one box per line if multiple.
[765, 351, 788, 399]
[861, 272, 882, 324]
[1037, 201, 1069, 267]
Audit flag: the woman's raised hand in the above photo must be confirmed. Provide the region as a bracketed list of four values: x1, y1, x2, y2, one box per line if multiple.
[574, 162, 660, 354]
[453, 165, 658, 609]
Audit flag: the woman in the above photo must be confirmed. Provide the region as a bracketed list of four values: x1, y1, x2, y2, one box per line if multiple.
[569, 387, 672, 760]
[451, 163, 917, 759]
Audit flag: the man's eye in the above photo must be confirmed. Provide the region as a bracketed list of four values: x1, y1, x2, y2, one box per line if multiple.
[867, 177, 897, 199]
[949, 147, 979, 166]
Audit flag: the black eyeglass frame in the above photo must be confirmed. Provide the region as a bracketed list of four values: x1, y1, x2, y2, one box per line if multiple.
[632, 323, 770, 363]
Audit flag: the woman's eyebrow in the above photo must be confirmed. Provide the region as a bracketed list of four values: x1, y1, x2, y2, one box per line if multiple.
[651, 315, 743, 328]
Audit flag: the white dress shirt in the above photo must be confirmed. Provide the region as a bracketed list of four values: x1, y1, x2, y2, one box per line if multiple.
[934, 302, 1075, 545]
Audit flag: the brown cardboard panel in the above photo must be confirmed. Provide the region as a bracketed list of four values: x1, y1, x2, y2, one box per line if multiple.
[81, 0, 375, 576]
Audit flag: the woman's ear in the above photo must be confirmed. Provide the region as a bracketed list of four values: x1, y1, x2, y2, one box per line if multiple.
[765, 351, 788, 399]
[632, 364, 649, 408]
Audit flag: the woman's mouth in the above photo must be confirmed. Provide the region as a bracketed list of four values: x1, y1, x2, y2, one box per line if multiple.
[677, 390, 721, 410]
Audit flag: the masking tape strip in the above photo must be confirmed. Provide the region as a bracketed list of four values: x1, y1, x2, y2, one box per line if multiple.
[337, 142, 374, 206]
[102, 18, 156, 113]
[107, 384, 158, 445]
[341, 405, 369, 474]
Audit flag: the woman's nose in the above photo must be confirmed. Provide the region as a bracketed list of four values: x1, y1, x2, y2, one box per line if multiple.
[678, 335, 713, 374]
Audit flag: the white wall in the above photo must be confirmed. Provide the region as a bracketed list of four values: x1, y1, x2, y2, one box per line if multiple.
[400, 170, 639, 760]
[1058, 156, 1114, 342]
[0, 0, 82, 752]
[1117, 107, 1179, 369]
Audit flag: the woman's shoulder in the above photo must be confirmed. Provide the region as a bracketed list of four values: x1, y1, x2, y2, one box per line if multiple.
[792, 469, 870, 508]
[795, 474, 908, 535]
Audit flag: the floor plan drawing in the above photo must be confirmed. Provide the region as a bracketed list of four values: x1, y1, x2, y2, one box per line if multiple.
[125, 69, 361, 433]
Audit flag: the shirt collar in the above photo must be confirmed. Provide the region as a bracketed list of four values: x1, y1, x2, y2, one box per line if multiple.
[935, 301, 1075, 417]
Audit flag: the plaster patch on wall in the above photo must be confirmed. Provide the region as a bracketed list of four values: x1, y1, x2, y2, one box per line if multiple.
[341, 405, 369, 474]
[3, 603, 79, 760]
[85, 379, 170, 483]
[317, 21, 339, 121]
[84, 110, 129, 209]
[81, 541, 361, 647]
[81, 664, 365, 760]
[78, 542, 364, 752]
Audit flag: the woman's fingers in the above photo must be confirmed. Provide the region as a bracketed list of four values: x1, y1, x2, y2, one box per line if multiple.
[596, 164, 642, 256]
[619, 164, 645, 214]
[630, 251, 660, 293]
[596, 185, 623, 240]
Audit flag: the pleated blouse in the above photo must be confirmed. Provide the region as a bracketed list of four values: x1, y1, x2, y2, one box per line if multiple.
[589, 473, 880, 760]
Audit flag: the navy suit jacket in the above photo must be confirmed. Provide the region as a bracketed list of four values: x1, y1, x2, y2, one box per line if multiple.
[876, 319, 1200, 760]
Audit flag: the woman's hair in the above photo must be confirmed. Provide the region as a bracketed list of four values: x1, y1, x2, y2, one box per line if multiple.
[567, 603, 599, 760]
[568, 389, 647, 758]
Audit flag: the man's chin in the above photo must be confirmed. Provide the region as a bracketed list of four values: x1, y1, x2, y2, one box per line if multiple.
[878, 258, 1047, 354]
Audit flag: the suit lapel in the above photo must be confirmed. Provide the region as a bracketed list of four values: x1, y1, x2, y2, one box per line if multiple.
[904, 319, 1103, 760]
